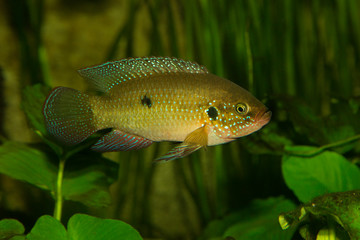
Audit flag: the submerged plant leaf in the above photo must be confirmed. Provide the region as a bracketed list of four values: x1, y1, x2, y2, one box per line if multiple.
[67, 214, 143, 240]
[62, 155, 117, 207]
[0, 141, 57, 191]
[0, 141, 116, 208]
[282, 145, 360, 203]
[200, 197, 296, 240]
[25, 214, 142, 240]
[22, 84, 51, 136]
[0, 218, 25, 239]
[27, 215, 67, 240]
[280, 190, 360, 239]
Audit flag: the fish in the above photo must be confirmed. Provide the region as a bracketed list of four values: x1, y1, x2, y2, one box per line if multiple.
[43, 57, 271, 162]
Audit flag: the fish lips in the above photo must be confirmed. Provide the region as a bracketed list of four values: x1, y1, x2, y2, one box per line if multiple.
[255, 109, 272, 126]
[223, 109, 272, 140]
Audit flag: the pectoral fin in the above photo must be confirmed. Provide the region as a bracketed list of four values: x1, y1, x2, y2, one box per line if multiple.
[155, 125, 208, 163]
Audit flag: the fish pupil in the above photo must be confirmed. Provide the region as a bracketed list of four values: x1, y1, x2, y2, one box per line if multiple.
[141, 95, 152, 108]
[207, 106, 218, 120]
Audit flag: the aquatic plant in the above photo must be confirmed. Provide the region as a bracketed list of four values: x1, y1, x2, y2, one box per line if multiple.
[1, 0, 360, 239]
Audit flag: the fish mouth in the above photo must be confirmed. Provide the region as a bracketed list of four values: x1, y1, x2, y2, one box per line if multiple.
[255, 109, 272, 126]
[224, 109, 272, 140]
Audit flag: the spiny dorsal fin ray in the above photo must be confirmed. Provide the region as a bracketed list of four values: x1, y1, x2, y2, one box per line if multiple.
[77, 57, 209, 93]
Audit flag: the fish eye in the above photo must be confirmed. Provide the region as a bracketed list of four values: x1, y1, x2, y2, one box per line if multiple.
[235, 103, 248, 114]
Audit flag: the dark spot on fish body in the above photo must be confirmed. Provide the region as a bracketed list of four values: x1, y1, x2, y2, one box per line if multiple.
[206, 106, 218, 120]
[141, 94, 152, 108]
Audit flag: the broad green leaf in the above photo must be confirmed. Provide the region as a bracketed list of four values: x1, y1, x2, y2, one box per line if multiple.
[63, 168, 113, 207]
[200, 197, 296, 240]
[0, 219, 24, 239]
[282, 145, 360, 202]
[27, 215, 67, 240]
[280, 190, 360, 239]
[62, 152, 117, 207]
[0, 141, 57, 191]
[305, 190, 360, 239]
[67, 214, 142, 240]
[0, 141, 115, 208]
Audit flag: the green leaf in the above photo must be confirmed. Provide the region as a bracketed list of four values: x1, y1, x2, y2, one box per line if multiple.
[0, 141, 115, 208]
[282, 145, 360, 202]
[0, 141, 57, 191]
[27, 215, 67, 240]
[200, 197, 296, 240]
[0, 219, 25, 239]
[305, 190, 360, 239]
[62, 167, 113, 207]
[280, 190, 360, 239]
[67, 214, 143, 240]
[22, 84, 51, 136]
[62, 152, 117, 208]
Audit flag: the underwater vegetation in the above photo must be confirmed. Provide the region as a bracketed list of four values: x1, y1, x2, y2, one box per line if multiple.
[0, 0, 360, 239]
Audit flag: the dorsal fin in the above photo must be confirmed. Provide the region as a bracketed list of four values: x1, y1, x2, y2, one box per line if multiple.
[77, 57, 209, 93]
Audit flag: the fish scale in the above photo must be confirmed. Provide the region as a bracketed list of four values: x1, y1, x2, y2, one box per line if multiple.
[91, 73, 212, 142]
[43, 57, 271, 162]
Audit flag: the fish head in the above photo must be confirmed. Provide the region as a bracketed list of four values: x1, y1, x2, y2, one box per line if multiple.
[205, 89, 271, 140]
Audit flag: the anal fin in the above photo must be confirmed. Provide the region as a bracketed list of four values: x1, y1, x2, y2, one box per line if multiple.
[155, 125, 208, 163]
[91, 129, 153, 152]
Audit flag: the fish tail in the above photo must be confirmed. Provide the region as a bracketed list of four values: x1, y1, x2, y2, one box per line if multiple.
[43, 87, 96, 145]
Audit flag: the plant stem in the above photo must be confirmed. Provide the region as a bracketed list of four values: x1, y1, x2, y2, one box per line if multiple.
[287, 134, 360, 157]
[53, 157, 66, 221]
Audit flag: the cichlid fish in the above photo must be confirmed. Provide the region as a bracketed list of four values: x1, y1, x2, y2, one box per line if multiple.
[43, 57, 271, 162]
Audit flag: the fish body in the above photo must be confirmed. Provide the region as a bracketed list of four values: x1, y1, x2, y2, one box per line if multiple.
[43, 57, 271, 161]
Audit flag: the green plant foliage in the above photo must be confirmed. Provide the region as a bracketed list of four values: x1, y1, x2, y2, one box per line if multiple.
[62, 155, 117, 207]
[280, 190, 360, 239]
[27, 215, 67, 240]
[3, 0, 360, 239]
[4, 214, 143, 240]
[200, 197, 296, 240]
[67, 214, 143, 240]
[0, 141, 116, 208]
[0, 141, 56, 191]
[282, 145, 360, 203]
[0, 219, 25, 239]
[22, 84, 50, 137]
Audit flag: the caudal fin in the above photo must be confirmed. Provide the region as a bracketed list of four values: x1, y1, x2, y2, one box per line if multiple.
[43, 87, 96, 145]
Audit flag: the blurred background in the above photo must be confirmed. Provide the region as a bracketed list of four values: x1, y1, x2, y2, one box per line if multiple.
[0, 0, 360, 239]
